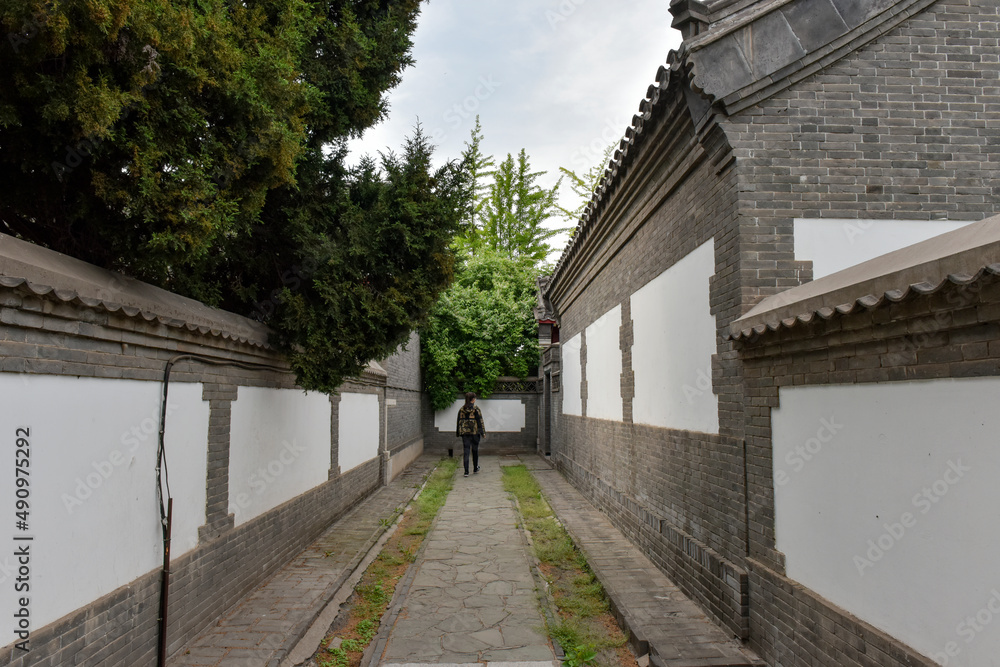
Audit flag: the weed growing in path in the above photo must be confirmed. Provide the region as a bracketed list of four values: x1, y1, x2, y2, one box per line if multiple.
[502, 464, 634, 667]
[315, 457, 458, 667]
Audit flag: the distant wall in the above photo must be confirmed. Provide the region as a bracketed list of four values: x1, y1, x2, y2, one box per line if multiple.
[0, 233, 421, 665]
[422, 382, 540, 454]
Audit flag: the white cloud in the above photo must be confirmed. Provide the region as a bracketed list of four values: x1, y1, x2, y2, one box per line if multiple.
[349, 0, 683, 259]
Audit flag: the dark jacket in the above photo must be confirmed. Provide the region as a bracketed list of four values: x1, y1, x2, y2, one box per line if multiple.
[456, 404, 486, 437]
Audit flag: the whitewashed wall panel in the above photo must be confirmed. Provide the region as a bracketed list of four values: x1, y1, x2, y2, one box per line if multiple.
[229, 387, 331, 525]
[0, 376, 209, 647]
[772, 378, 1000, 665]
[631, 240, 718, 434]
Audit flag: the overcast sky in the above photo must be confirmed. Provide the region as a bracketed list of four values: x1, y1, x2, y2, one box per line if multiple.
[349, 0, 684, 258]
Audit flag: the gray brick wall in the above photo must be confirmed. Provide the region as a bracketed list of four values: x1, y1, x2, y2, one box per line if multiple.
[0, 271, 409, 665]
[382, 332, 424, 453]
[542, 0, 1000, 663]
[726, 0, 1000, 310]
[547, 112, 750, 637]
[737, 276, 1000, 667]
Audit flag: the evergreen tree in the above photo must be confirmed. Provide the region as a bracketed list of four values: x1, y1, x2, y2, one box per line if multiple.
[454, 121, 566, 264]
[0, 0, 467, 392]
[478, 149, 565, 263]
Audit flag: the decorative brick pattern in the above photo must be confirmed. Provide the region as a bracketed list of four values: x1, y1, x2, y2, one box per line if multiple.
[200, 383, 238, 541]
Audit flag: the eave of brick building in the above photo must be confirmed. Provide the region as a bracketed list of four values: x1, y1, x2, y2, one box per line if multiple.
[730, 213, 1000, 341]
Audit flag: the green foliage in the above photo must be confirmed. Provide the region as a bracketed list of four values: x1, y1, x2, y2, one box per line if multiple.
[560, 641, 598, 667]
[557, 143, 616, 230]
[356, 618, 377, 643]
[502, 464, 626, 666]
[320, 646, 348, 667]
[421, 251, 541, 411]
[458, 116, 494, 233]
[0, 0, 466, 392]
[477, 148, 565, 263]
[454, 120, 566, 264]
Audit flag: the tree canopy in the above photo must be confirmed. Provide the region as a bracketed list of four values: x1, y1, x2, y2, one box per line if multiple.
[421, 121, 568, 409]
[453, 118, 565, 264]
[0, 0, 468, 391]
[422, 251, 541, 411]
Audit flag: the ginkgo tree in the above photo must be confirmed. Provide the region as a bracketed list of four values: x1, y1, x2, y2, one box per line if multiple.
[421, 120, 565, 409]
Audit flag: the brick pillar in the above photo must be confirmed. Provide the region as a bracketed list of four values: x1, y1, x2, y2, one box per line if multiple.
[329, 393, 341, 479]
[620, 298, 635, 423]
[580, 330, 588, 417]
[199, 383, 238, 542]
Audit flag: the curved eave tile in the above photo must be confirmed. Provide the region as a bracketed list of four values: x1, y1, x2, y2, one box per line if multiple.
[0, 275, 273, 349]
[549, 47, 690, 291]
[730, 265, 1000, 343]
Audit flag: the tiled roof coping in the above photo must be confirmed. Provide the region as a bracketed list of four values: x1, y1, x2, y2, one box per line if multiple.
[0, 232, 271, 347]
[730, 215, 1000, 341]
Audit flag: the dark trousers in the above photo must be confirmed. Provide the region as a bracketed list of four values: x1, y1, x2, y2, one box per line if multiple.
[462, 434, 481, 473]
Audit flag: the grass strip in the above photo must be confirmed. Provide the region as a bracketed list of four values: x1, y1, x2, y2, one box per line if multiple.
[315, 457, 458, 667]
[502, 464, 630, 667]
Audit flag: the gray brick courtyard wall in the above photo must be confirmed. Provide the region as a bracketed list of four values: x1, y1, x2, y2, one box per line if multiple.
[721, 3, 1000, 661]
[542, 0, 1000, 662]
[0, 258, 418, 665]
[725, 0, 1000, 311]
[422, 391, 540, 455]
[547, 93, 752, 638]
[737, 274, 1000, 667]
[382, 332, 424, 454]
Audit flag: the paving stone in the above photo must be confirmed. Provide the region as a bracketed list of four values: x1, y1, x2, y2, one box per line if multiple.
[376, 456, 557, 666]
[531, 463, 764, 667]
[167, 456, 438, 667]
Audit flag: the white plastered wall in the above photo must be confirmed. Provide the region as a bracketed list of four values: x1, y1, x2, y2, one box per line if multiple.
[585, 305, 623, 421]
[794, 218, 974, 279]
[435, 398, 526, 433]
[229, 387, 332, 525]
[338, 392, 381, 473]
[772, 378, 1000, 666]
[0, 375, 209, 647]
[561, 333, 583, 416]
[631, 239, 719, 434]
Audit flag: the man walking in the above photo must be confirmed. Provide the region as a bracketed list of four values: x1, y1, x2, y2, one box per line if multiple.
[456, 392, 486, 477]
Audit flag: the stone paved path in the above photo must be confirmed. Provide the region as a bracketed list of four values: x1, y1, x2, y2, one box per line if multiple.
[169, 452, 763, 667]
[524, 459, 764, 667]
[374, 455, 558, 667]
[168, 457, 438, 667]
